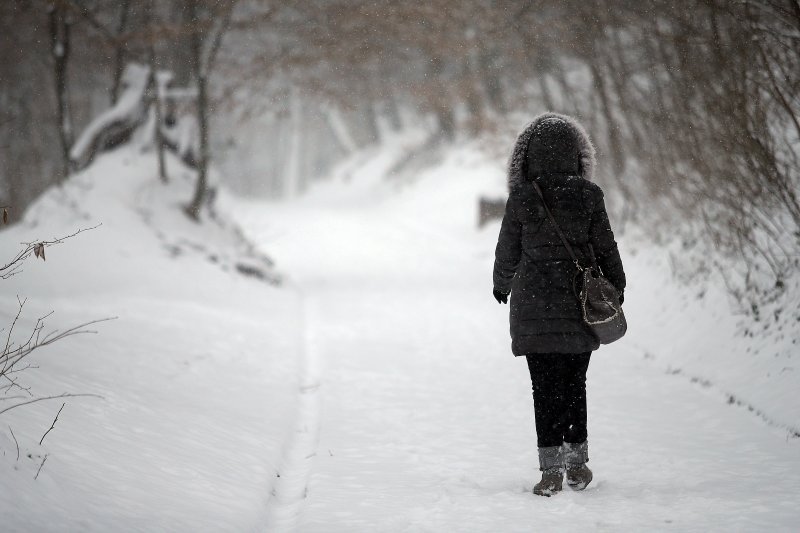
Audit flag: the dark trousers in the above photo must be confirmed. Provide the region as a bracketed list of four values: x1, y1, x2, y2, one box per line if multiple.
[525, 352, 591, 448]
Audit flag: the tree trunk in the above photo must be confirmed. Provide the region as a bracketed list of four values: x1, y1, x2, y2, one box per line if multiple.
[283, 86, 303, 197]
[479, 48, 506, 114]
[553, 64, 579, 114]
[323, 105, 358, 154]
[185, 72, 208, 219]
[589, 62, 625, 177]
[110, 0, 131, 104]
[362, 95, 381, 145]
[49, 4, 72, 183]
[435, 102, 456, 141]
[537, 73, 555, 111]
[463, 80, 484, 135]
[170, 1, 195, 86]
[145, 0, 167, 183]
[382, 95, 403, 131]
[428, 57, 456, 141]
[183, 0, 236, 219]
[462, 46, 487, 135]
[185, 0, 208, 220]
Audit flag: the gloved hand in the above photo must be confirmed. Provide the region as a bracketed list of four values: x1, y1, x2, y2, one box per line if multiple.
[493, 288, 509, 304]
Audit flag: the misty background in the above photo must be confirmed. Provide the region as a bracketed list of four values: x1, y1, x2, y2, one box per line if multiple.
[2, 0, 798, 298]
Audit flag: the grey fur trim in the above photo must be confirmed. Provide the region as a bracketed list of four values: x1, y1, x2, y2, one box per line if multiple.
[507, 112, 596, 190]
[538, 445, 565, 471]
[563, 440, 589, 465]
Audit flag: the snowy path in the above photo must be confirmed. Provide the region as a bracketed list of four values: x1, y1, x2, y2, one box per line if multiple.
[265, 286, 323, 531]
[236, 163, 800, 532]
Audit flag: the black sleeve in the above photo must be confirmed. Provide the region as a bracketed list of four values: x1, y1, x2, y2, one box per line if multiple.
[588, 189, 626, 292]
[493, 197, 522, 294]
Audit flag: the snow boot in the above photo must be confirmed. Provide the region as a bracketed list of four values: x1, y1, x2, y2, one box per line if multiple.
[533, 445, 564, 497]
[564, 440, 592, 490]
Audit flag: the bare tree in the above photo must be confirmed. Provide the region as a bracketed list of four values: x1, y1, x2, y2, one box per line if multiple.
[48, 1, 73, 182]
[146, 0, 168, 183]
[110, 0, 133, 103]
[184, 0, 238, 221]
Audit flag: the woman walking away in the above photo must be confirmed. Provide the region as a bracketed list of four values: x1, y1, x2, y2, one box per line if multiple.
[492, 113, 626, 497]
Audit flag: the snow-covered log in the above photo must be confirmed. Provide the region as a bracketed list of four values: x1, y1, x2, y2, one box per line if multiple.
[69, 63, 151, 171]
[70, 63, 201, 173]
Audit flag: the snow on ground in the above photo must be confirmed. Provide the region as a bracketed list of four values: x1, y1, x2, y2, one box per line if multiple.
[0, 147, 298, 531]
[1, 137, 798, 532]
[234, 141, 800, 531]
[621, 234, 800, 437]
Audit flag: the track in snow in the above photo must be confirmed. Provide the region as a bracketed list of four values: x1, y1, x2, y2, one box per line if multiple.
[264, 285, 322, 532]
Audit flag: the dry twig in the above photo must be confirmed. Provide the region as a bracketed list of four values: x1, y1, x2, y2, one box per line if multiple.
[34, 454, 48, 480]
[0, 393, 103, 417]
[8, 425, 19, 461]
[0, 223, 101, 279]
[0, 296, 116, 396]
[39, 403, 65, 446]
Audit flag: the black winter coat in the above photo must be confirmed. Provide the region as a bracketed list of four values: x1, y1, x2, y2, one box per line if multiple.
[493, 114, 626, 356]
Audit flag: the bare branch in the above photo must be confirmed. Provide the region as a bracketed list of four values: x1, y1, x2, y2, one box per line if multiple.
[34, 454, 48, 480]
[8, 426, 19, 461]
[2, 372, 34, 397]
[0, 393, 103, 417]
[39, 402, 65, 446]
[62, 0, 116, 44]
[0, 395, 32, 403]
[3, 298, 26, 360]
[1, 317, 116, 381]
[203, 1, 238, 76]
[1, 223, 102, 279]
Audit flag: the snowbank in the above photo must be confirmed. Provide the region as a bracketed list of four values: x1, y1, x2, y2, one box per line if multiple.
[0, 147, 297, 531]
[619, 233, 800, 435]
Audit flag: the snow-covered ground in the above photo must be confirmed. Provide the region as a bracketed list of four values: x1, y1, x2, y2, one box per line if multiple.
[0, 148, 297, 531]
[236, 141, 800, 531]
[1, 139, 798, 531]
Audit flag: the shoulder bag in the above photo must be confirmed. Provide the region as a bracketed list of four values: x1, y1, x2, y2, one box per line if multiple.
[531, 180, 627, 344]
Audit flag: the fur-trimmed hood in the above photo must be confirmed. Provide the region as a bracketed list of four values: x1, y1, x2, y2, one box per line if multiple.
[507, 112, 596, 190]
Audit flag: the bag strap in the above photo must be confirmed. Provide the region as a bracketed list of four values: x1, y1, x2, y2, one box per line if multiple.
[531, 180, 584, 271]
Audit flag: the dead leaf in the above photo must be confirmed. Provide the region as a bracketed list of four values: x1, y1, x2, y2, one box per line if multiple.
[33, 243, 45, 261]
